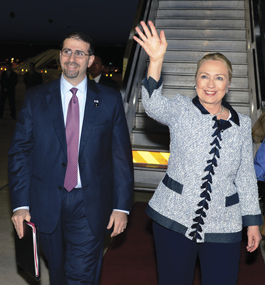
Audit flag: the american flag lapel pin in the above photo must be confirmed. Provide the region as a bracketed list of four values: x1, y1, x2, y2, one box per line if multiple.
[94, 100, 99, 106]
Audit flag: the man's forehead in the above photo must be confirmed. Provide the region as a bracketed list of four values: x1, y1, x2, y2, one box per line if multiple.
[63, 38, 90, 50]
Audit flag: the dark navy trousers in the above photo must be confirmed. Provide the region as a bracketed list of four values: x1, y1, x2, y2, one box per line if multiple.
[39, 188, 104, 284]
[153, 222, 241, 285]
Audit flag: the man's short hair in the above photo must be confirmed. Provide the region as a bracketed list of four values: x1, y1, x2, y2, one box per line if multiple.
[62, 32, 94, 56]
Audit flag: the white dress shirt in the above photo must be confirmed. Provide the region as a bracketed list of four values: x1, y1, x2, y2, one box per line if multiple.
[61, 74, 87, 188]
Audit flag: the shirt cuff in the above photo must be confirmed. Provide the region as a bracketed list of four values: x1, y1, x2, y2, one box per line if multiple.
[113, 209, 129, 215]
[13, 206, 30, 212]
[142, 75, 162, 97]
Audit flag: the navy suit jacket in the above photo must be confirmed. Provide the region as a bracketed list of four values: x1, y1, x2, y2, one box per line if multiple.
[8, 78, 134, 238]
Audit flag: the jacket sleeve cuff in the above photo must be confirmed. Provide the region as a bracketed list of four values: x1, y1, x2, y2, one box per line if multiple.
[242, 214, 263, 227]
[142, 75, 162, 97]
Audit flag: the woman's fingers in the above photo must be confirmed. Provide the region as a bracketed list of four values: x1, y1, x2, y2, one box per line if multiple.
[148, 21, 159, 38]
[133, 20, 167, 62]
[160, 30, 167, 45]
[135, 26, 147, 43]
[140, 21, 153, 39]
[134, 21, 158, 43]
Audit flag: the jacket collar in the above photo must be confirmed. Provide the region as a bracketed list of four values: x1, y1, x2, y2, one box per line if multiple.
[192, 95, 240, 126]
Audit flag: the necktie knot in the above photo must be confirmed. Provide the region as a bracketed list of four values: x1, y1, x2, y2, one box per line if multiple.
[70, 87, 78, 104]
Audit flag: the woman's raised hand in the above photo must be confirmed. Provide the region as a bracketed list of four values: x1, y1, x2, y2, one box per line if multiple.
[134, 21, 167, 62]
[133, 21, 167, 80]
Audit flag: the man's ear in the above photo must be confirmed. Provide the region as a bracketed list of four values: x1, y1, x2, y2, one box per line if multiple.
[88, 55, 95, 68]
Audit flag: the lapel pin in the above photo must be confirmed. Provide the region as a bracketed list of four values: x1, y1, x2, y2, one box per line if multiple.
[94, 100, 99, 107]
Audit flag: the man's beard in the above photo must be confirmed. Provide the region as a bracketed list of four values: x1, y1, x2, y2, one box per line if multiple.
[63, 62, 80, 78]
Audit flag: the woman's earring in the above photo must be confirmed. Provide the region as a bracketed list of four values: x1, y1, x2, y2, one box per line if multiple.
[194, 85, 196, 90]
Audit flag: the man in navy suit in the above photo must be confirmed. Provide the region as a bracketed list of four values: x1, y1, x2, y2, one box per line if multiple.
[8, 32, 133, 284]
[88, 53, 118, 90]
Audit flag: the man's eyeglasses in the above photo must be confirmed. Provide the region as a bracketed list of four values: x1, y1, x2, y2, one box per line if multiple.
[61, 49, 90, 59]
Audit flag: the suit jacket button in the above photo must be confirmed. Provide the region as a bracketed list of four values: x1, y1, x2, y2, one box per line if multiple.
[62, 163, 66, 167]
[58, 186, 62, 190]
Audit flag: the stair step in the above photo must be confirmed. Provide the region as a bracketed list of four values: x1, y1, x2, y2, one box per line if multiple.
[134, 166, 167, 188]
[136, 100, 249, 116]
[163, 89, 249, 104]
[157, 9, 245, 18]
[155, 18, 245, 29]
[131, 130, 170, 150]
[231, 104, 250, 116]
[132, 144, 170, 152]
[166, 39, 246, 51]
[162, 75, 248, 89]
[134, 114, 168, 130]
[138, 101, 250, 116]
[137, 90, 249, 113]
[134, 182, 157, 192]
[160, 62, 248, 76]
[164, 50, 247, 63]
[158, 28, 246, 40]
[158, 1, 245, 9]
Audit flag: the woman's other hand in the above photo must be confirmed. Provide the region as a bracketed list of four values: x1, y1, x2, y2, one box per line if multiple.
[246, 225, 262, 252]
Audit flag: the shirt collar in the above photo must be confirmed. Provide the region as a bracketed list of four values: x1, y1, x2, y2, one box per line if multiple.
[60, 74, 87, 95]
[192, 95, 240, 126]
[92, 74, 101, 83]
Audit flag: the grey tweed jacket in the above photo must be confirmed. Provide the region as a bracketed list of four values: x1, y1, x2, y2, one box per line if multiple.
[142, 77, 262, 243]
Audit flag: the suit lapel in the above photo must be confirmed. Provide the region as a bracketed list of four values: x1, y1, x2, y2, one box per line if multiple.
[79, 80, 101, 155]
[45, 79, 67, 157]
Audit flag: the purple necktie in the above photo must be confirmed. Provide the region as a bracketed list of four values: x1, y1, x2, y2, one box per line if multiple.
[64, 87, 79, 192]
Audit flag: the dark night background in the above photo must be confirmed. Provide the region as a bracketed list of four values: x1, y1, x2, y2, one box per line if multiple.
[0, 0, 140, 69]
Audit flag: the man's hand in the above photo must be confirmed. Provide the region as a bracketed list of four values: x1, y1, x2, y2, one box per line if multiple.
[107, 211, 128, 238]
[246, 225, 262, 252]
[11, 209, 31, 239]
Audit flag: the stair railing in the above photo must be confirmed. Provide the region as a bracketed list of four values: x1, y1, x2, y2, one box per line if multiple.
[121, 0, 159, 134]
[246, 0, 265, 123]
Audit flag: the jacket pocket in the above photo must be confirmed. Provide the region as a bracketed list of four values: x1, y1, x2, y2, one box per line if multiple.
[162, 174, 183, 194]
[225, 192, 239, 207]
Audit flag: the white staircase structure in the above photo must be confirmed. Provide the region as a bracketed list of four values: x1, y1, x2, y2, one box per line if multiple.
[126, 0, 259, 192]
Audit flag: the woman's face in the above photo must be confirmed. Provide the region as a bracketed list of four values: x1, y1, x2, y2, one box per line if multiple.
[196, 60, 230, 109]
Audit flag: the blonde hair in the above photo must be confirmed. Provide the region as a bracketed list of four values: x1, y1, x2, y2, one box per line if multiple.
[252, 112, 265, 143]
[195, 53, 233, 83]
